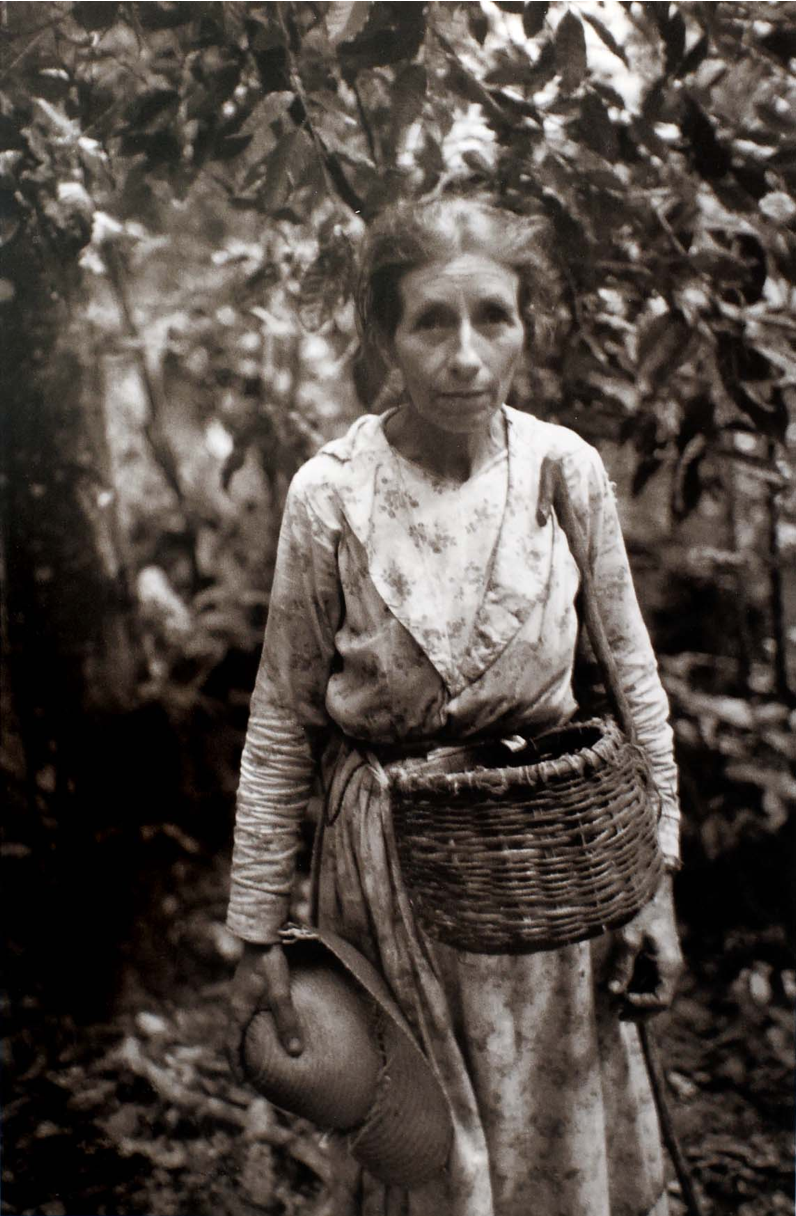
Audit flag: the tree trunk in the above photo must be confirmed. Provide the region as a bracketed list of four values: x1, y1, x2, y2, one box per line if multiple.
[1, 224, 145, 1014]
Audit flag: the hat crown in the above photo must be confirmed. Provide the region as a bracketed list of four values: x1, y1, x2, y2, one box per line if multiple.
[240, 928, 453, 1188]
[243, 962, 382, 1130]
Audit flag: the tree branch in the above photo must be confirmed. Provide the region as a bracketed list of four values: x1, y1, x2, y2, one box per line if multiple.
[352, 80, 379, 166]
[766, 438, 794, 705]
[276, 2, 366, 215]
[428, 21, 515, 130]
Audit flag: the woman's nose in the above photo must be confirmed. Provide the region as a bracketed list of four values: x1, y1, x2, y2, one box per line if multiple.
[449, 323, 481, 378]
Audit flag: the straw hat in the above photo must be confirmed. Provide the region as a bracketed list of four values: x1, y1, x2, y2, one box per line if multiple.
[241, 926, 453, 1187]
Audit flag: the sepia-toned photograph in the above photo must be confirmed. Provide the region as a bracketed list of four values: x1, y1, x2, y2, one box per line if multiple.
[1, 2, 794, 1214]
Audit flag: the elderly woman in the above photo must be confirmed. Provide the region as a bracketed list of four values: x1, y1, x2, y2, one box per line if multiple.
[226, 196, 683, 1216]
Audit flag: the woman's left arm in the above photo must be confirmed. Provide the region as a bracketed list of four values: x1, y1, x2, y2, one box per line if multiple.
[576, 448, 683, 1014]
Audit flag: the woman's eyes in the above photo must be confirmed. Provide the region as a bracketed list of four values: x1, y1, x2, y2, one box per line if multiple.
[414, 308, 449, 330]
[480, 304, 513, 325]
[411, 304, 515, 332]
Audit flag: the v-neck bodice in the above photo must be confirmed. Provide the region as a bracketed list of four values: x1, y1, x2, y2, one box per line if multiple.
[230, 403, 682, 942]
[309, 406, 582, 699]
[386, 444, 508, 672]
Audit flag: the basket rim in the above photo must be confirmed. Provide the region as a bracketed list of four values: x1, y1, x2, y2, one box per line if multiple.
[388, 715, 633, 797]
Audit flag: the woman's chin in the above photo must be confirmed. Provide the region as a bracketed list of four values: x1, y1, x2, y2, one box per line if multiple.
[427, 398, 502, 434]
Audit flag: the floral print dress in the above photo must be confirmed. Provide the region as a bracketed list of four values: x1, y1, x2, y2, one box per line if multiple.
[228, 406, 680, 1216]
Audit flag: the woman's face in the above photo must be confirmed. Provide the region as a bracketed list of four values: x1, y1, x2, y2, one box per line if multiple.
[389, 253, 526, 435]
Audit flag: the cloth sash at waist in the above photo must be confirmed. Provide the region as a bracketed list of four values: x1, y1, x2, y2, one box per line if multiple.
[320, 728, 548, 827]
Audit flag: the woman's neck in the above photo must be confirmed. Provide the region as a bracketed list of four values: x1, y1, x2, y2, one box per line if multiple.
[384, 405, 506, 483]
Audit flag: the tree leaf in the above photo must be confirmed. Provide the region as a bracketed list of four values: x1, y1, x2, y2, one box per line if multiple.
[72, 2, 119, 30]
[0, 115, 27, 152]
[672, 434, 706, 519]
[338, 3, 427, 83]
[134, 2, 200, 31]
[593, 80, 629, 111]
[389, 64, 427, 154]
[637, 310, 692, 389]
[555, 12, 587, 94]
[246, 14, 288, 53]
[632, 455, 664, 497]
[676, 394, 715, 452]
[489, 88, 541, 125]
[576, 92, 618, 160]
[299, 233, 354, 331]
[325, 1, 372, 48]
[642, 2, 669, 36]
[522, 3, 549, 39]
[759, 25, 796, 66]
[468, 4, 490, 46]
[29, 69, 71, 104]
[641, 77, 666, 123]
[253, 46, 292, 95]
[732, 162, 768, 201]
[257, 129, 314, 214]
[447, 61, 491, 109]
[541, 191, 590, 266]
[462, 148, 494, 175]
[581, 12, 628, 66]
[204, 60, 243, 107]
[486, 49, 542, 87]
[720, 232, 767, 302]
[120, 128, 182, 166]
[210, 133, 253, 162]
[770, 231, 796, 285]
[680, 96, 731, 180]
[678, 33, 710, 77]
[125, 89, 180, 132]
[731, 386, 788, 442]
[712, 179, 758, 215]
[717, 334, 788, 440]
[416, 130, 445, 190]
[663, 10, 686, 74]
[524, 38, 557, 91]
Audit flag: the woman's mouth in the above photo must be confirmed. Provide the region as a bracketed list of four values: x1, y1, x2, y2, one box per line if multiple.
[437, 390, 490, 401]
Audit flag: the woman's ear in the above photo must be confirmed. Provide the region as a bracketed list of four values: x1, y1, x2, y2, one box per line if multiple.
[352, 342, 403, 407]
[373, 330, 396, 370]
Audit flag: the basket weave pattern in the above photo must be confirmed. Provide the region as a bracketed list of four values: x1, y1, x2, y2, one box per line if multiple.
[387, 718, 664, 954]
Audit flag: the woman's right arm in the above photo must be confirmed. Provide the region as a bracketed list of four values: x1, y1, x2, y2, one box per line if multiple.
[226, 465, 342, 1062]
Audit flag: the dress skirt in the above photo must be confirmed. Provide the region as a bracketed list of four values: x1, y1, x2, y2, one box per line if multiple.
[317, 747, 669, 1216]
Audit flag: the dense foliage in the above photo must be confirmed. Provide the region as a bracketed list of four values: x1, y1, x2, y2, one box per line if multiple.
[1, 6, 794, 1214]
[1, 0, 794, 993]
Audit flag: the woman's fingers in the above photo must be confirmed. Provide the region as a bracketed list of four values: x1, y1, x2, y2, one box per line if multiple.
[260, 946, 304, 1057]
[607, 874, 684, 1018]
[617, 941, 684, 1019]
[227, 943, 304, 1084]
[227, 948, 269, 1082]
[607, 929, 643, 998]
[633, 940, 684, 1012]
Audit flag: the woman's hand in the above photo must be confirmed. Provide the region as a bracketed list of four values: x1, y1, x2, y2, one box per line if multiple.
[607, 874, 683, 1018]
[227, 942, 304, 1083]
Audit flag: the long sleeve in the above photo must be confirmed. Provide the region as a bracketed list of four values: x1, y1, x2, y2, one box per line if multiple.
[569, 448, 681, 868]
[227, 466, 343, 943]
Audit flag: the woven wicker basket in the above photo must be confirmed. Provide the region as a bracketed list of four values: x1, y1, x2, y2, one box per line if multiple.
[387, 716, 664, 954]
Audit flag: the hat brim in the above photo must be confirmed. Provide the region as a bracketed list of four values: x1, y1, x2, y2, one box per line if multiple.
[244, 925, 453, 1188]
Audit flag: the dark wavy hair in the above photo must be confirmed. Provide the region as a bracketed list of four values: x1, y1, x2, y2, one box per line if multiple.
[355, 195, 561, 365]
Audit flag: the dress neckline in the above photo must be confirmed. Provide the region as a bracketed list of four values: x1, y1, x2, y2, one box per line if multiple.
[378, 404, 509, 488]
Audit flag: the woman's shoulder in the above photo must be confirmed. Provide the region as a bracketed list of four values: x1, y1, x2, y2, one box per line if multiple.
[505, 407, 611, 524]
[287, 413, 385, 521]
[505, 406, 603, 471]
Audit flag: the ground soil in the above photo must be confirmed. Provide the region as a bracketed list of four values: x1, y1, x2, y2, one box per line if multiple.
[2, 854, 793, 1216]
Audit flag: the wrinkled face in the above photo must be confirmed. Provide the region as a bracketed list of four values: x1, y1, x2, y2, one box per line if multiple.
[389, 254, 525, 435]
